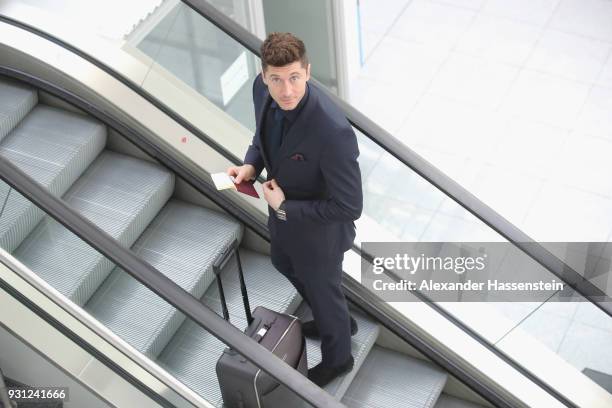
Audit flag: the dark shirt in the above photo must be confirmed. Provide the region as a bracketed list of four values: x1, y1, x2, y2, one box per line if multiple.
[264, 83, 310, 167]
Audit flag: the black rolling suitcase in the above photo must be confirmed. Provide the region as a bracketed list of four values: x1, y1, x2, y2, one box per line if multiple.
[213, 241, 307, 408]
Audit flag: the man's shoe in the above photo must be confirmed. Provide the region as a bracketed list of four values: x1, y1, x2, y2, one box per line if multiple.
[301, 317, 358, 338]
[307, 356, 354, 387]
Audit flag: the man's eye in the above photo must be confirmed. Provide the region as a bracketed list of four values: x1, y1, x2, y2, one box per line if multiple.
[290, 77, 299, 82]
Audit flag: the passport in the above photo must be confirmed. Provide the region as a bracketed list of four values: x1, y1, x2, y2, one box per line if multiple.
[211, 172, 260, 198]
[234, 179, 259, 198]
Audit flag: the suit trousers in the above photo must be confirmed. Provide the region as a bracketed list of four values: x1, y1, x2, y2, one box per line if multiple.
[271, 242, 352, 367]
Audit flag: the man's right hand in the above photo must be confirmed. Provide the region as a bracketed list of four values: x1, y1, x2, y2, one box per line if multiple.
[227, 164, 256, 184]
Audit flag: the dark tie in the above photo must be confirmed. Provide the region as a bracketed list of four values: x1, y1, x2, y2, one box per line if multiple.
[268, 107, 285, 166]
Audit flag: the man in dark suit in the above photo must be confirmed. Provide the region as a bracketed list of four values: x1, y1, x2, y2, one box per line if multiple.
[227, 32, 362, 387]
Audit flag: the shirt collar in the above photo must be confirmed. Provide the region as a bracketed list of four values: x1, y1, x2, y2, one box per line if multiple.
[270, 82, 309, 124]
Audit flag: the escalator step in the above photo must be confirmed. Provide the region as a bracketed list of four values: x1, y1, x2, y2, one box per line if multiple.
[294, 302, 380, 400]
[86, 199, 243, 358]
[0, 79, 37, 143]
[0, 105, 106, 252]
[14, 151, 174, 306]
[342, 346, 447, 408]
[434, 394, 487, 408]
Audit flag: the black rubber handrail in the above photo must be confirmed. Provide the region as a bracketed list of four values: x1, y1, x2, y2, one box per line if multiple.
[0, 158, 343, 408]
[182, 0, 612, 317]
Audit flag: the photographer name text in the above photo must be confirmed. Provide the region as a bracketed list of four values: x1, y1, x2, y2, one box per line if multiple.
[371, 279, 564, 292]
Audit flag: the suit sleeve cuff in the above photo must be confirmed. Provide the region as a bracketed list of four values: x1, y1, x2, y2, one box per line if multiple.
[282, 200, 304, 222]
[243, 159, 264, 179]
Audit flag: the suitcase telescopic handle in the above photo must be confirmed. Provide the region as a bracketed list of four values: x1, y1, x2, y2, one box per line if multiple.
[212, 239, 254, 326]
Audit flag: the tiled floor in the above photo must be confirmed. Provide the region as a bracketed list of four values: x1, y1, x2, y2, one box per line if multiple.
[352, 0, 612, 383]
[510, 301, 612, 376]
[353, 0, 612, 242]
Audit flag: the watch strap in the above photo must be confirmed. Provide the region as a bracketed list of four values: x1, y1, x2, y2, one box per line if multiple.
[276, 201, 287, 221]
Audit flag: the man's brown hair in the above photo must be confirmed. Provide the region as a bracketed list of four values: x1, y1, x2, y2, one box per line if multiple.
[260, 32, 308, 71]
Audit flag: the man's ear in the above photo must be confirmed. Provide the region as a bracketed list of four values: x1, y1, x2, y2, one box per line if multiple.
[261, 68, 268, 85]
[305, 63, 311, 81]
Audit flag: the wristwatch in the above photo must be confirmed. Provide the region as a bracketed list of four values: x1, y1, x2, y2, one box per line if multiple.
[276, 201, 287, 221]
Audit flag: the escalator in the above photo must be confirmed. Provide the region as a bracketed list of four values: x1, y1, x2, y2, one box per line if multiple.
[0, 72, 452, 408]
[0, 2, 611, 408]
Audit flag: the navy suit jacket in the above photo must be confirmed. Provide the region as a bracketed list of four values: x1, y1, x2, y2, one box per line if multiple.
[244, 74, 363, 262]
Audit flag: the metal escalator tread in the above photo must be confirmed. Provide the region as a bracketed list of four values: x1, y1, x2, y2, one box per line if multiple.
[85, 199, 243, 358]
[157, 248, 302, 407]
[14, 151, 174, 306]
[434, 394, 487, 408]
[294, 302, 380, 400]
[0, 78, 38, 143]
[0, 105, 106, 252]
[341, 346, 447, 408]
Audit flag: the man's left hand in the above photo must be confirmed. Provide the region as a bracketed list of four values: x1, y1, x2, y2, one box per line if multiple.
[263, 179, 285, 211]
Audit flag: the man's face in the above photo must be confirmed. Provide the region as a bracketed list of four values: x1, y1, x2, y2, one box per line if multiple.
[262, 61, 311, 111]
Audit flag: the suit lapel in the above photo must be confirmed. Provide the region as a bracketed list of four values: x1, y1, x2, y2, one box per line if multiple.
[256, 94, 273, 174]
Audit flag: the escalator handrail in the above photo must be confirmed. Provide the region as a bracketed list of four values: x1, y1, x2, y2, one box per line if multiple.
[0, 157, 344, 408]
[181, 0, 612, 317]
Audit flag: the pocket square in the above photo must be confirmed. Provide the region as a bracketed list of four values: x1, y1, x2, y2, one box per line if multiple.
[290, 153, 305, 161]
